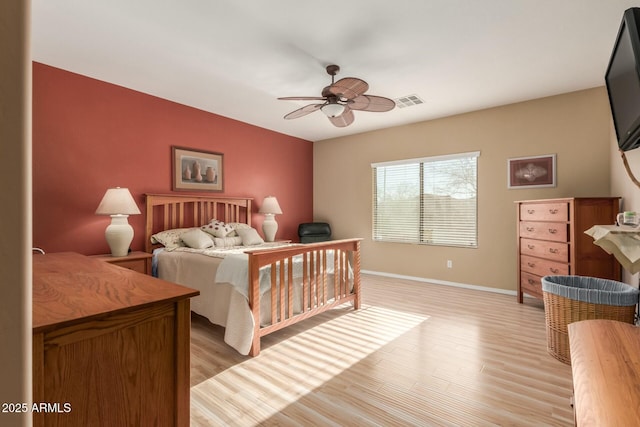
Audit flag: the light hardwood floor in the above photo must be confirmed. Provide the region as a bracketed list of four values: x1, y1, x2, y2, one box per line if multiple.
[190, 274, 574, 426]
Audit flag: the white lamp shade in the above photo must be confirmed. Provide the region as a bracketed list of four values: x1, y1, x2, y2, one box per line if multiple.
[259, 196, 282, 215]
[96, 187, 140, 257]
[95, 187, 141, 215]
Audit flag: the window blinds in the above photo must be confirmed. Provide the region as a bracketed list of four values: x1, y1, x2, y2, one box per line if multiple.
[372, 151, 479, 247]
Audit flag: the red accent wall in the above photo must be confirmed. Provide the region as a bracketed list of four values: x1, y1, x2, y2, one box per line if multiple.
[32, 62, 313, 255]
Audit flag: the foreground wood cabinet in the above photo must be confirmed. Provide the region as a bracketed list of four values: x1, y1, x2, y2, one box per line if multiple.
[569, 320, 640, 426]
[515, 197, 620, 303]
[32, 252, 199, 427]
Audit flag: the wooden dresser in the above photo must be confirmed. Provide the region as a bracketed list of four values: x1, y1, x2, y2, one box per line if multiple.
[569, 320, 640, 426]
[32, 252, 199, 427]
[515, 197, 620, 303]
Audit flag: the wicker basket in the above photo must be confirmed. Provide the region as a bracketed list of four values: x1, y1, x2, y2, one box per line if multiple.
[542, 275, 639, 365]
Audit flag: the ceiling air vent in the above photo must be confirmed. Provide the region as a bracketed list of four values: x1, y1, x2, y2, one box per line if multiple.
[394, 94, 424, 108]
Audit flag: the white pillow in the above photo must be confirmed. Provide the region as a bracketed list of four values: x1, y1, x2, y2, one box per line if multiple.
[201, 220, 233, 238]
[150, 228, 192, 249]
[236, 227, 265, 246]
[226, 222, 253, 237]
[213, 236, 243, 248]
[181, 229, 214, 249]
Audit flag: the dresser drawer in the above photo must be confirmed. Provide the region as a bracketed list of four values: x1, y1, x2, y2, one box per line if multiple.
[90, 251, 152, 275]
[521, 254, 569, 277]
[516, 197, 620, 304]
[520, 238, 569, 263]
[520, 202, 569, 221]
[520, 271, 543, 299]
[519, 221, 568, 242]
[115, 259, 147, 274]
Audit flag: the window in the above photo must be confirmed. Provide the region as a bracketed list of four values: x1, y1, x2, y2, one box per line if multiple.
[372, 151, 479, 247]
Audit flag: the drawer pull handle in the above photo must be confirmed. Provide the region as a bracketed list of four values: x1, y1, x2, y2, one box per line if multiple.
[527, 244, 535, 250]
[528, 279, 535, 285]
[548, 228, 557, 234]
[527, 209, 535, 214]
[549, 248, 559, 254]
[550, 268, 560, 274]
[528, 262, 536, 268]
[526, 227, 534, 232]
[549, 208, 558, 214]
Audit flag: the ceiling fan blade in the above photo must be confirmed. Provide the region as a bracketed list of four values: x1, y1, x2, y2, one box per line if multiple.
[328, 77, 369, 100]
[329, 108, 355, 127]
[283, 104, 323, 120]
[348, 95, 396, 112]
[278, 96, 327, 101]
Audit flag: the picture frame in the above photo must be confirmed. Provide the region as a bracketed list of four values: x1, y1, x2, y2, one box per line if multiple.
[172, 146, 224, 192]
[507, 154, 556, 189]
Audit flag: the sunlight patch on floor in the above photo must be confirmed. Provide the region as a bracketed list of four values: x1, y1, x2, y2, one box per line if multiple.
[190, 305, 429, 426]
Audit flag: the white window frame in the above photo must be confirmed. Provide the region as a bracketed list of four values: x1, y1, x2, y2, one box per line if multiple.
[372, 151, 480, 248]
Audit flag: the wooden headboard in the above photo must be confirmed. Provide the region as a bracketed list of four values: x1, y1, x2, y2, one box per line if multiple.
[145, 194, 253, 252]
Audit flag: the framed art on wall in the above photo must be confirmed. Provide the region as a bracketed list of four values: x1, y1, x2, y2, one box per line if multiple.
[507, 154, 556, 189]
[172, 146, 224, 192]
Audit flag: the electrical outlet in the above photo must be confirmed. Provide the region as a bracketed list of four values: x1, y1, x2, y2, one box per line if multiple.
[447, 260, 452, 268]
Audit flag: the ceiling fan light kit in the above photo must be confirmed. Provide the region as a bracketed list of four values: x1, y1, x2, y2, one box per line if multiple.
[321, 102, 345, 118]
[278, 64, 395, 127]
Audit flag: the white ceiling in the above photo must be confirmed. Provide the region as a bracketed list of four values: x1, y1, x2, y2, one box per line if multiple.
[31, 0, 639, 142]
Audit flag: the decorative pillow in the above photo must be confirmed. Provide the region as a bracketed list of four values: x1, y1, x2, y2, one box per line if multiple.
[236, 227, 265, 246]
[213, 236, 244, 248]
[201, 220, 233, 238]
[226, 222, 253, 237]
[181, 229, 214, 249]
[150, 228, 191, 249]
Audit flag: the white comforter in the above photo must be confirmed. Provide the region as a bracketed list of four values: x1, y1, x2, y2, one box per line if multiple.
[156, 248, 260, 355]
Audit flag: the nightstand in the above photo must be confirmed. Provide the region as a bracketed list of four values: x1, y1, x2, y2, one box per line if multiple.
[90, 251, 153, 275]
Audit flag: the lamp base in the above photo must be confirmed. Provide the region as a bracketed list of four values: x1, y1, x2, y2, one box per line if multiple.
[262, 213, 278, 242]
[105, 215, 134, 257]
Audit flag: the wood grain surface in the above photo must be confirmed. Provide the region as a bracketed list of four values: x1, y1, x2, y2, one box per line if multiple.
[569, 319, 640, 427]
[33, 252, 198, 427]
[33, 252, 198, 333]
[190, 273, 575, 426]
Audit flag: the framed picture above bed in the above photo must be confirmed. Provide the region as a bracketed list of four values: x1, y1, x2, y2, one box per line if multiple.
[172, 146, 224, 192]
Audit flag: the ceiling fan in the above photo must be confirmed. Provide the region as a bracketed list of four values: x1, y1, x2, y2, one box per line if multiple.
[278, 64, 396, 128]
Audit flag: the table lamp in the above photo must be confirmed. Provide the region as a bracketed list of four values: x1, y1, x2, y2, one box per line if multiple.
[259, 196, 282, 242]
[95, 187, 141, 256]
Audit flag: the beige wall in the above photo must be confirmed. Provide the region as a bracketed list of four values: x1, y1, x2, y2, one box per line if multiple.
[314, 87, 613, 292]
[610, 119, 640, 286]
[0, 1, 32, 426]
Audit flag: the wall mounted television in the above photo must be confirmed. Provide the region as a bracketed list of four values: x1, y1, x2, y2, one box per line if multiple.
[605, 7, 640, 152]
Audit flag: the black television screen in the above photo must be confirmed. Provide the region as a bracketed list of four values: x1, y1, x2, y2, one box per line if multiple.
[605, 8, 640, 152]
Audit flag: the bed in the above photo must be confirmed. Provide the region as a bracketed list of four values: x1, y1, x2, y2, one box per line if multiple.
[144, 193, 361, 356]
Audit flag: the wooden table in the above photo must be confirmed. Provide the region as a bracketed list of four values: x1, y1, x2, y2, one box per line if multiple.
[568, 319, 640, 426]
[33, 252, 199, 427]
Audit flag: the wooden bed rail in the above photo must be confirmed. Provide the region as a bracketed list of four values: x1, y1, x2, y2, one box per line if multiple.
[246, 238, 362, 356]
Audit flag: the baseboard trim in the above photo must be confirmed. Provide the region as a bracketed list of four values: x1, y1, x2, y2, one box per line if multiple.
[361, 269, 516, 296]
